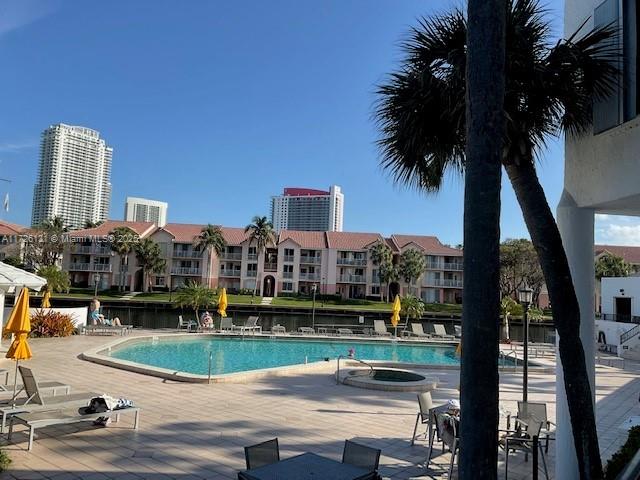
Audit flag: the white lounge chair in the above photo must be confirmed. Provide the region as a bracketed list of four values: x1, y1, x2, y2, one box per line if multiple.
[411, 323, 432, 338]
[432, 324, 455, 340]
[220, 317, 233, 331]
[454, 325, 462, 338]
[373, 320, 392, 336]
[177, 315, 198, 332]
[271, 325, 286, 334]
[298, 326, 315, 335]
[232, 316, 262, 334]
[0, 367, 100, 433]
[337, 328, 354, 336]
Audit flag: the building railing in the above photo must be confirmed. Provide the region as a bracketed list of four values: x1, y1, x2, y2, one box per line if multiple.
[69, 263, 91, 271]
[283, 271, 294, 279]
[246, 270, 257, 277]
[93, 246, 112, 255]
[283, 255, 295, 262]
[426, 261, 463, 271]
[371, 276, 380, 285]
[219, 268, 241, 277]
[432, 279, 463, 288]
[74, 245, 93, 254]
[93, 264, 112, 272]
[299, 272, 320, 281]
[300, 255, 321, 264]
[247, 253, 258, 261]
[171, 267, 202, 275]
[73, 245, 112, 255]
[220, 252, 242, 260]
[174, 250, 201, 258]
[338, 274, 366, 283]
[264, 262, 278, 272]
[337, 258, 367, 266]
[602, 313, 640, 324]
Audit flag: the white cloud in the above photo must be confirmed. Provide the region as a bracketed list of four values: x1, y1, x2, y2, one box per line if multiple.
[595, 214, 610, 221]
[0, 141, 37, 152]
[596, 223, 640, 246]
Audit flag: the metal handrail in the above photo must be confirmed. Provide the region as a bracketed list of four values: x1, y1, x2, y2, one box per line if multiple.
[336, 355, 375, 384]
[620, 323, 640, 345]
[499, 350, 519, 372]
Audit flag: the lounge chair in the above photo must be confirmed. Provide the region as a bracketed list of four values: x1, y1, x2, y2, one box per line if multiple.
[432, 324, 455, 340]
[270, 325, 286, 335]
[232, 316, 262, 334]
[410, 323, 431, 338]
[298, 327, 315, 335]
[177, 314, 198, 332]
[337, 328, 354, 336]
[84, 323, 133, 336]
[0, 367, 100, 433]
[373, 320, 392, 336]
[0, 381, 70, 399]
[454, 325, 462, 339]
[9, 404, 140, 451]
[244, 438, 280, 469]
[220, 317, 233, 331]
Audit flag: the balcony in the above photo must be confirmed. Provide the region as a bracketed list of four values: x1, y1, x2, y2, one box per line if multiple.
[171, 267, 202, 276]
[93, 246, 112, 255]
[264, 262, 278, 272]
[248, 253, 258, 261]
[300, 255, 321, 264]
[69, 263, 90, 271]
[220, 252, 242, 261]
[74, 245, 93, 254]
[337, 258, 367, 266]
[73, 245, 112, 255]
[246, 270, 257, 278]
[371, 275, 380, 285]
[433, 279, 463, 288]
[299, 272, 320, 281]
[219, 268, 241, 277]
[93, 264, 112, 272]
[338, 274, 366, 283]
[427, 260, 463, 271]
[283, 255, 294, 262]
[283, 271, 294, 279]
[174, 250, 201, 258]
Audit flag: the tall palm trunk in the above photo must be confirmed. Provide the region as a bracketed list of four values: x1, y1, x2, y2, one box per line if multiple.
[459, 1, 505, 478]
[505, 158, 603, 478]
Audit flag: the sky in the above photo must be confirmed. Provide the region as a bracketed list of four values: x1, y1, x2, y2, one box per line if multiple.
[1, 0, 639, 246]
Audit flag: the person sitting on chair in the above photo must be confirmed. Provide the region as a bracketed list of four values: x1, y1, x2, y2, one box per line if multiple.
[98, 314, 122, 326]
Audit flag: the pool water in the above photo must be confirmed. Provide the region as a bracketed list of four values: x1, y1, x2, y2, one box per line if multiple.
[108, 337, 460, 375]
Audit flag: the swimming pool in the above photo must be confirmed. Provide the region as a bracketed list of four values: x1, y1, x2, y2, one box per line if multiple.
[107, 336, 460, 376]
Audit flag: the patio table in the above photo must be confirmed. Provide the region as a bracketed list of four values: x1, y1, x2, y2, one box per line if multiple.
[237, 452, 376, 480]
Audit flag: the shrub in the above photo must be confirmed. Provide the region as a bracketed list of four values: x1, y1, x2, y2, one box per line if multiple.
[0, 450, 10, 472]
[30, 310, 77, 337]
[605, 426, 640, 479]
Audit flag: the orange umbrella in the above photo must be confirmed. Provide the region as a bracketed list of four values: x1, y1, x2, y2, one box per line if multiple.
[3, 288, 32, 402]
[391, 295, 401, 337]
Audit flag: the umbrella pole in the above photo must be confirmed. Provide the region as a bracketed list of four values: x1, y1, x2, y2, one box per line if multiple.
[11, 359, 19, 406]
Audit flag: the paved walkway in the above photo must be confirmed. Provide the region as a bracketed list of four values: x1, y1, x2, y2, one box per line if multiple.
[0, 333, 636, 479]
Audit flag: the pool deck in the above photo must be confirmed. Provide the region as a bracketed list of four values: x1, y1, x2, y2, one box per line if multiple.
[0, 331, 637, 479]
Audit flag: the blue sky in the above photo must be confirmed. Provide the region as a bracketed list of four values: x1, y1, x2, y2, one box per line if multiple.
[1, 0, 638, 246]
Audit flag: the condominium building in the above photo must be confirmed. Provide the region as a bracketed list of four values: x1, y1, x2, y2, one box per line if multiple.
[0, 220, 27, 263]
[31, 124, 112, 229]
[61, 220, 463, 303]
[271, 185, 344, 232]
[124, 197, 168, 227]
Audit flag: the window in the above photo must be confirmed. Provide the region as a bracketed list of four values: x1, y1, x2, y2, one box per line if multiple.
[282, 282, 293, 291]
[248, 246, 257, 255]
[284, 248, 294, 257]
[371, 286, 380, 295]
[155, 276, 165, 286]
[284, 265, 293, 273]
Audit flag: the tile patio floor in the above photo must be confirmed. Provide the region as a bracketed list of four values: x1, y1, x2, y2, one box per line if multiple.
[0, 332, 637, 479]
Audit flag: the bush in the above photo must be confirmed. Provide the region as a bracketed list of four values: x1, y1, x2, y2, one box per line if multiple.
[0, 450, 10, 472]
[605, 426, 640, 479]
[30, 310, 77, 338]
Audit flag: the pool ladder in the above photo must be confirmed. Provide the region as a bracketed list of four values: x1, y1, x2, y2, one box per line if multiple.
[336, 355, 375, 385]
[499, 350, 519, 372]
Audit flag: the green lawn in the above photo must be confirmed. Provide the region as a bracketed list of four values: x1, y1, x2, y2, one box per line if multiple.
[50, 291, 463, 313]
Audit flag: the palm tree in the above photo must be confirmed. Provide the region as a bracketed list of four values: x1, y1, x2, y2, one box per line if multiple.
[400, 295, 425, 334]
[374, 0, 617, 475]
[398, 249, 425, 297]
[109, 226, 138, 292]
[368, 240, 393, 301]
[194, 224, 226, 287]
[40, 215, 68, 266]
[173, 280, 216, 324]
[37, 265, 70, 293]
[134, 238, 166, 292]
[83, 220, 104, 229]
[595, 253, 631, 280]
[244, 216, 276, 296]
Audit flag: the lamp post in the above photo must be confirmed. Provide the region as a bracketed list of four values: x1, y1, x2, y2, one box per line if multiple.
[518, 286, 533, 402]
[311, 283, 317, 329]
[93, 273, 101, 297]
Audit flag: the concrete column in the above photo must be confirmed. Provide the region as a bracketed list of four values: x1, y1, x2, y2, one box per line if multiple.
[556, 190, 596, 480]
[0, 291, 4, 349]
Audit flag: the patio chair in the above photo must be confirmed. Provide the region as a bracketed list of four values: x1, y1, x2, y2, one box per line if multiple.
[499, 417, 549, 480]
[454, 325, 462, 338]
[427, 411, 459, 479]
[270, 325, 286, 335]
[232, 316, 262, 334]
[411, 391, 433, 445]
[0, 367, 100, 433]
[337, 328, 354, 336]
[244, 438, 280, 469]
[512, 401, 555, 453]
[410, 323, 431, 338]
[177, 315, 198, 332]
[342, 440, 381, 472]
[373, 320, 392, 336]
[432, 324, 455, 340]
[298, 326, 315, 335]
[220, 317, 233, 331]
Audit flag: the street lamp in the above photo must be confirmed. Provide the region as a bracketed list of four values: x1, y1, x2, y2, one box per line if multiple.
[518, 286, 533, 402]
[93, 273, 101, 297]
[311, 283, 318, 329]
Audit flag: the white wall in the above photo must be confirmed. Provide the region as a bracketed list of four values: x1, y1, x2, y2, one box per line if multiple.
[601, 277, 640, 316]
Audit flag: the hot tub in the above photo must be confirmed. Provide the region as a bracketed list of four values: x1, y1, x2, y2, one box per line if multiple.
[341, 367, 438, 392]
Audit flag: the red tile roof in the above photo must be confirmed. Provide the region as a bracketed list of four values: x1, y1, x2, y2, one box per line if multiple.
[595, 245, 640, 265]
[69, 220, 156, 238]
[0, 220, 26, 236]
[391, 234, 463, 256]
[326, 231, 384, 250]
[278, 230, 327, 249]
[220, 227, 250, 245]
[161, 223, 205, 243]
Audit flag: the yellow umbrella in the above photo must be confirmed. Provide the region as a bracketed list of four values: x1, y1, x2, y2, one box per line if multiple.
[4, 288, 32, 402]
[391, 294, 401, 336]
[217, 288, 228, 318]
[41, 289, 51, 308]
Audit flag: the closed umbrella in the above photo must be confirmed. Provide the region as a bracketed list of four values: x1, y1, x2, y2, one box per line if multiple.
[217, 288, 228, 329]
[4, 287, 32, 403]
[391, 294, 401, 337]
[41, 289, 51, 308]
